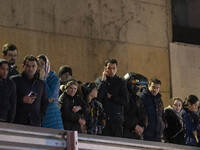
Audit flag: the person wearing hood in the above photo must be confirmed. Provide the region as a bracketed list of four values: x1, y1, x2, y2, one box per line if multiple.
[95, 59, 128, 137]
[139, 78, 167, 142]
[81, 82, 106, 135]
[163, 97, 185, 144]
[0, 59, 16, 123]
[59, 80, 89, 133]
[37, 54, 64, 129]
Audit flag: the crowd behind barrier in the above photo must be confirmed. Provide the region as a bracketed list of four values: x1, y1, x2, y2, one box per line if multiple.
[0, 43, 200, 148]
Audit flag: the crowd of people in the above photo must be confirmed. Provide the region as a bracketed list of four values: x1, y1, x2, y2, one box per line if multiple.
[0, 43, 200, 147]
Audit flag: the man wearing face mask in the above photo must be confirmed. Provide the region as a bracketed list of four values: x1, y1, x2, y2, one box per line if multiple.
[95, 59, 129, 137]
[2, 43, 19, 78]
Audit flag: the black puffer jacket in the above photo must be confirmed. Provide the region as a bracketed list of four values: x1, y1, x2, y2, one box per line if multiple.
[95, 75, 128, 122]
[139, 87, 167, 141]
[0, 78, 16, 122]
[11, 72, 49, 126]
[163, 106, 185, 144]
[123, 93, 147, 139]
[59, 93, 89, 132]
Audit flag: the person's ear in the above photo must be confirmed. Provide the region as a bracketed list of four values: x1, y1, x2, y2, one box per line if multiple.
[2, 53, 5, 58]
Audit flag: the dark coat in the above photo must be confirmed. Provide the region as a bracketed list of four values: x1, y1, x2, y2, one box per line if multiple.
[95, 75, 128, 122]
[59, 92, 89, 132]
[163, 106, 185, 144]
[139, 87, 167, 142]
[0, 78, 16, 122]
[123, 93, 147, 139]
[7, 65, 19, 78]
[11, 72, 49, 126]
[182, 108, 200, 146]
[84, 99, 106, 135]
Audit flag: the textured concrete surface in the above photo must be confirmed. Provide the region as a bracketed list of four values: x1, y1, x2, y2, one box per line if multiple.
[170, 42, 200, 100]
[0, 0, 172, 106]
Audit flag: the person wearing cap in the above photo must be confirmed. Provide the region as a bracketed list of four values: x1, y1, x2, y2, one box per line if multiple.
[59, 80, 89, 133]
[58, 65, 73, 95]
[0, 59, 16, 123]
[123, 72, 147, 139]
[37, 54, 64, 129]
[2, 43, 19, 78]
[81, 82, 106, 135]
[95, 58, 128, 137]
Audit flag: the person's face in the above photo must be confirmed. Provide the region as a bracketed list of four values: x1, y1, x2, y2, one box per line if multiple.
[105, 63, 117, 77]
[148, 82, 160, 96]
[172, 100, 182, 112]
[0, 63, 9, 79]
[188, 101, 199, 112]
[89, 88, 98, 99]
[66, 84, 78, 97]
[37, 58, 46, 70]
[23, 60, 38, 78]
[2, 50, 17, 65]
[60, 72, 72, 82]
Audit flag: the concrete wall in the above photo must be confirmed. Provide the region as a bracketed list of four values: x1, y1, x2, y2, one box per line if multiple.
[170, 42, 200, 101]
[0, 0, 172, 106]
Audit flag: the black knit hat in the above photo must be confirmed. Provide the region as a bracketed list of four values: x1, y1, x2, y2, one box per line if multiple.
[81, 82, 96, 99]
[58, 65, 72, 77]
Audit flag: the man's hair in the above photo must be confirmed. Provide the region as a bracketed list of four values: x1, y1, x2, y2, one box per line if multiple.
[105, 59, 118, 66]
[2, 43, 18, 55]
[148, 78, 161, 86]
[184, 95, 199, 107]
[0, 59, 9, 69]
[58, 65, 72, 77]
[23, 55, 38, 65]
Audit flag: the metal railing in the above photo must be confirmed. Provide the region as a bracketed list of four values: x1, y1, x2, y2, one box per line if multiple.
[0, 122, 199, 150]
[0, 122, 78, 150]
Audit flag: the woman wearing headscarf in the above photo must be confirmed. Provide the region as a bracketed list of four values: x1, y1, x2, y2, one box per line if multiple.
[37, 54, 64, 129]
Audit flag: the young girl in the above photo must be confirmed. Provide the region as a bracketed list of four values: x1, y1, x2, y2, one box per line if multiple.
[163, 97, 185, 144]
[182, 95, 200, 147]
[81, 82, 106, 135]
[59, 80, 89, 132]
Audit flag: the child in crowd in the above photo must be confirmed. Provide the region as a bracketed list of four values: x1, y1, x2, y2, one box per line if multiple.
[182, 95, 200, 147]
[163, 97, 185, 144]
[81, 82, 106, 135]
[59, 80, 89, 133]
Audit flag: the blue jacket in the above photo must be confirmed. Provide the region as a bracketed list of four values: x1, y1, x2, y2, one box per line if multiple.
[182, 108, 200, 146]
[42, 71, 64, 129]
[139, 87, 167, 141]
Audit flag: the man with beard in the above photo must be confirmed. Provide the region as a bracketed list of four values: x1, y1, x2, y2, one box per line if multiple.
[11, 55, 49, 127]
[2, 43, 19, 78]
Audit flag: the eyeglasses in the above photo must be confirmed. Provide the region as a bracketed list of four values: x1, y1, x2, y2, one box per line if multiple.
[7, 54, 18, 57]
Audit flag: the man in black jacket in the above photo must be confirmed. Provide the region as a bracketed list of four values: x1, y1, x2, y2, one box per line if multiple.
[11, 55, 49, 127]
[0, 59, 16, 123]
[2, 43, 19, 78]
[139, 78, 167, 142]
[95, 59, 128, 137]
